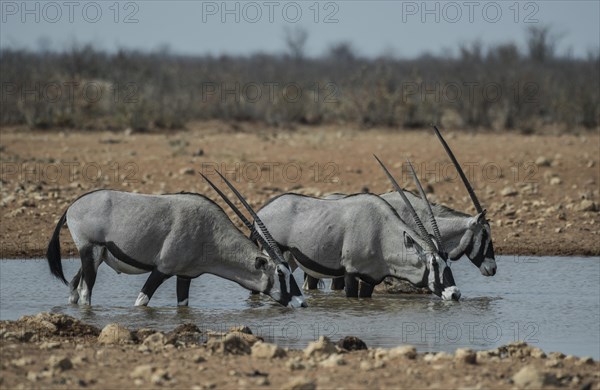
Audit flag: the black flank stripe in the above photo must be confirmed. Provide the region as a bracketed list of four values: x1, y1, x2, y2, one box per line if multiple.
[288, 247, 345, 278]
[98, 241, 154, 271]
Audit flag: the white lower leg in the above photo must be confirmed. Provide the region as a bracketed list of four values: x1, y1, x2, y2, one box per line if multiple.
[80, 283, 91, 305]
[135, 292, 150, 306]
[177, 298, 189, 307]
[69, 289, 79, 304]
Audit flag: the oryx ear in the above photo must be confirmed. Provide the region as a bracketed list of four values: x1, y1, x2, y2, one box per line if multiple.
[467, 215, 479, 229]
[255, 257, 268, 270]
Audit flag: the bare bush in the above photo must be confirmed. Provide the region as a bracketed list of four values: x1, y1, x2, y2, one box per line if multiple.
[1, 28, 597, 132]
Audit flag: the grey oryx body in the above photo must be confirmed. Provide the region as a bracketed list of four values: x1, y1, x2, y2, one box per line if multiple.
[303, 126, 497, 290]
[46, 186, 306, 308]
[255, 157, 461, 301]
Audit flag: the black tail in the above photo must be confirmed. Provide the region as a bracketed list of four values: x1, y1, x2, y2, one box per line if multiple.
[46, 211, 68, 285]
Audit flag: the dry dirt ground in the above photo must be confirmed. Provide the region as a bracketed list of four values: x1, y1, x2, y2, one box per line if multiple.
[1, 121, 598, 258]
[1, 313, 599, 390]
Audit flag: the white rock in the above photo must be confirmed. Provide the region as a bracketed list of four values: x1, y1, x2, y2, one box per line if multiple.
[98, 323, 133, 345]
[304, 336, 337, 358]
[251, 342, 287, 359]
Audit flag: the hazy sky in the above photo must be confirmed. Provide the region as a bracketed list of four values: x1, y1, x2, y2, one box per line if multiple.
[1, 1, 598, 58]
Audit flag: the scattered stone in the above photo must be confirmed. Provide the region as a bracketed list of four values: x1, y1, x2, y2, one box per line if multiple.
[501, 187, 518, 197]
[530, 347, 547, 359]
[130, 364, 156, 379]
[454, 348, 477, 364]
[359, 360, 385, 371]
[286, 357, 306, 371]
[388, 345, 417, 360]
[535, 156, 552, 167]
[192, 149, 204, 157]
[512, 365, 557, 388]
[545, 359, 562, 368]
[578, 356, 594, 365]
[47, 355, 73, 371]
[206, 333, 251, 355]
[12, 357, 34, 367]
[18, 312, 99, 338]
[424, 352, 452, 362]
[228, 331, 263, 346]
[319, 354, 346, 367]
[550, 177, 562, 186]
[26, 371, 39, 382]
[71, 354, 88, 365]
[98, 323, 133, 345]
[228, 325, 252, 334]
[252, 342, 287, 359]
[143, 332, 167, 351]
[255, 377, 270, 386]
[170, 328, 202, 346]
[304, 336, 338, 358]
[151, 369, 170, 385]
[576, 200, 597, 212]
[282, 377, 316, 390]
[179, 167, 195, 175]
[193, 354, 207, 363]
[337, 336, 367, 351]
[40, 341, 61, 350]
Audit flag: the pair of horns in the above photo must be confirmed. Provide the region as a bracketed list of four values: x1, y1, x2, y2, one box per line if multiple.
[374, 155, 443, 255]
[201, 171, 285, 265]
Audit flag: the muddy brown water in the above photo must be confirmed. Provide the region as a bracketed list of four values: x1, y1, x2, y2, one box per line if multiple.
[1, 256, 598, 358]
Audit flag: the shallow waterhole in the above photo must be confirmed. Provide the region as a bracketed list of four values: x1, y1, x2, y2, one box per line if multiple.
[1, 256, 598, 358]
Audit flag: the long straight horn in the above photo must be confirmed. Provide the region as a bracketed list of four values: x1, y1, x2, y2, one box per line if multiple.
[200, 173, 283, 264]
[405, 160, 445, 255]
[213, 170, 285, 260]
[373, 154, 436, 252]
[200, 173, 254, 231]
[433, 126, 483, 213]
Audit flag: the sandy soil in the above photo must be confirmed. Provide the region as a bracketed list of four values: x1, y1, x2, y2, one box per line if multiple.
[1, 313, 598, 390]
[1, 121, 598, 259]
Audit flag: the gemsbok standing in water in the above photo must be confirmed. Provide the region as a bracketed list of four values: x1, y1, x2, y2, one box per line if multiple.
[304, 126, 497, 290]
[46, 173, 307, 308]
[254, 155, 461, 300]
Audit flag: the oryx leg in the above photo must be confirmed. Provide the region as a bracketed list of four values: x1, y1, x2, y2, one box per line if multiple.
[344, 273, 359, 298]
[78, 245, 99, 305]
[135, 269, 172, 306]
[358, 281, 375, 298]
[69, 268, 82, 304]
[303, 274, 320, 290]
[331, 277, 345, 290]
[176, 276, 192, 306]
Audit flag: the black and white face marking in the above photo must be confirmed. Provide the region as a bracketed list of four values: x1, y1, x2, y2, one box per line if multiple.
[466, 213, 497, 276]
[264, 262, 306, 308]
[426, 253, 461, 301]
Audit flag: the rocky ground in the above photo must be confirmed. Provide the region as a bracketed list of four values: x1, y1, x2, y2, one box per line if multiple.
[1, 312, 598, 389]
[1, 121, 598, 259]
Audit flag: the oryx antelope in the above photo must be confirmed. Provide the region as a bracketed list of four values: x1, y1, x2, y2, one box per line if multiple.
[305, 126, 497, 290]
[46, 178, 307, 308]
[253, 156, 461, 300]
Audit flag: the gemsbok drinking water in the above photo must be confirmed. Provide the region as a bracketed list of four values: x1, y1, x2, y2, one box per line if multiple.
[253, 155, 461, 300]
[45, 174, 307, 308]
[304, 126, 497, 290]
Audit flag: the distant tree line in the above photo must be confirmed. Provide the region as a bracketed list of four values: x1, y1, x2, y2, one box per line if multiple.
[1, 26, 598, 132]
